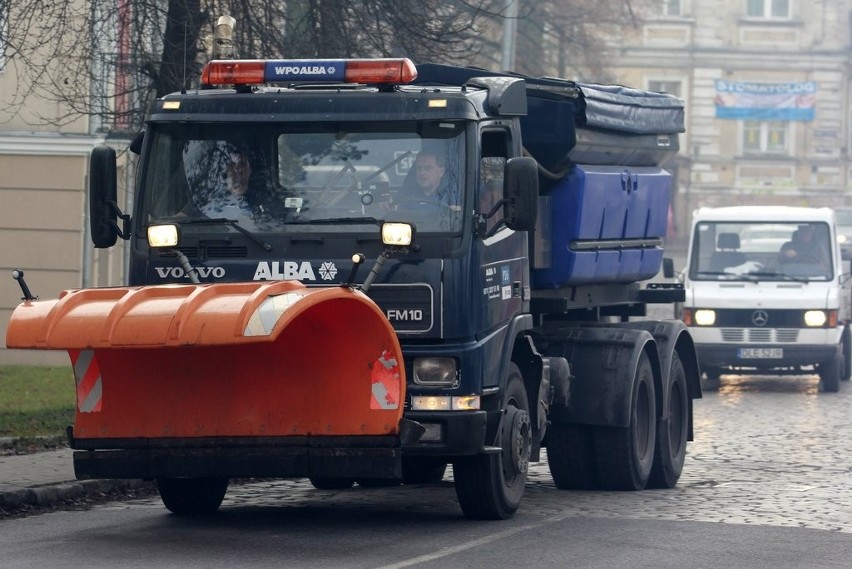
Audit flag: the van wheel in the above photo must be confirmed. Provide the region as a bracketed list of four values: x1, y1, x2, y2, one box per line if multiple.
[842, 328, 851, 381]
[454, 365, 530, 520]
[157, 477, 228, 515]
[819, 353, 842, 393]
[702, 367, 721, 391]
[647, 352, 688, 489]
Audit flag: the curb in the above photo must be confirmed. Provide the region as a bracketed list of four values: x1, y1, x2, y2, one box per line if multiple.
[0, 479, 151, 510]
[0, 436, 153, 514]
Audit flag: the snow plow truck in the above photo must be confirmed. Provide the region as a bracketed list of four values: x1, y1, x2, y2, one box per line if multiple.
[6, 23, 701, 520]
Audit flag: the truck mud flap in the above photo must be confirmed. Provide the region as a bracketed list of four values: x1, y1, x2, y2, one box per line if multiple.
[6, 281, 406, 441]
[532, 325, 659, 428]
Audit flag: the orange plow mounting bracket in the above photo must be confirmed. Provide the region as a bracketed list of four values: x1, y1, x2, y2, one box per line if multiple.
[6, 281, 405, 439]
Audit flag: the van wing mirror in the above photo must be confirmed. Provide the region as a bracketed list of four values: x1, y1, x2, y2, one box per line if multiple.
[504, 157, 538, 232]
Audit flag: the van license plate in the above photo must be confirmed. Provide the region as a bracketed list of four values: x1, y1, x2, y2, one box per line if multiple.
[738, 348, 783, 359]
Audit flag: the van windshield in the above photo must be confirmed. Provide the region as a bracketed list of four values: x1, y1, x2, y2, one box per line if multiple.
[140, 121, 466, 235]
[689, 221, 833, 281]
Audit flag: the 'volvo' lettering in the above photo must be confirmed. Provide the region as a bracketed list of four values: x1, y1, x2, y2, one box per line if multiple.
[154, 266, 225, 279]
[254, 261, 317, 281]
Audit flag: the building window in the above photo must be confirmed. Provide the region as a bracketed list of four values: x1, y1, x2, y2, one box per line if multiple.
[648, 79, 682, 97]
[743, 121, 789, 154]
[746, 0, 791, 19]
[663, 0, 682, 17]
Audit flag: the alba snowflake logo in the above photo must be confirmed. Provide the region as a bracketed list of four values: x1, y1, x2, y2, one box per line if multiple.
[318, 261, 338, 281]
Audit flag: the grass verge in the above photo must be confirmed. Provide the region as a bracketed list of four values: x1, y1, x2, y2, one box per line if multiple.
[0, 366, 75, 439]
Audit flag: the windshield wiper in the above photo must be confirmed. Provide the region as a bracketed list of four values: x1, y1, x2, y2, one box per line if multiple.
[168, 217, 273, 252]
[695, 271, 759, 282]
[749, 271, 811, 283]
[287, 216, 381, 226]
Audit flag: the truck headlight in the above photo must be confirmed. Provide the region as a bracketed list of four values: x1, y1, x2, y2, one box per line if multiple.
[147, 224, 179, 248]
[381, 222, 413, 247]
[694, 309, 716, 326]
[804, 310, 827, 327]
[413, 357, 458, 386]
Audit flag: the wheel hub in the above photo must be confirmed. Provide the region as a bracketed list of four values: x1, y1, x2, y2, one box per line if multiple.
[502, 406, 531, 479]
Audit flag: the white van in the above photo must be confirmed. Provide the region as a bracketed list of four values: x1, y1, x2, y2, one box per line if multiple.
[677, 206, 851, 392]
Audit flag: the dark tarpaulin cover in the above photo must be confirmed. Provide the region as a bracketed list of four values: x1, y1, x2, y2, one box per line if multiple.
[575, 83, 685, 135]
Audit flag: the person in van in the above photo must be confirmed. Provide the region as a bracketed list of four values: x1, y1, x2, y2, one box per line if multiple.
[778, 224, 830, 267]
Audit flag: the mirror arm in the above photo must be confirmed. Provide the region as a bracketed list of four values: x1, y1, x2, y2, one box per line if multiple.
[106, 200, 132, 239]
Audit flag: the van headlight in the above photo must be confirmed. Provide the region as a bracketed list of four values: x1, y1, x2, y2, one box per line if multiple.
[804, 310, 827, 327]
[694, 309, 716, 326]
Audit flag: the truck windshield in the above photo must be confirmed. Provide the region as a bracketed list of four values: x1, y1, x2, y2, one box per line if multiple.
[689, 221, 834, 281]
[140, 121, 466, 234]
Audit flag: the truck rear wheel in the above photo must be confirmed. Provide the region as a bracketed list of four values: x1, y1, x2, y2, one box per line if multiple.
[453, 366, 530, 520]
[593, 351, 656, 490]
[647, 351, 688, 489]
[157, 477, 228, 515]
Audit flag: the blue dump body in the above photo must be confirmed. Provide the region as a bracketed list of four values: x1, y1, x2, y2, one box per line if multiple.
[532, 165, 671, 287]
[517, 79, 683, 288]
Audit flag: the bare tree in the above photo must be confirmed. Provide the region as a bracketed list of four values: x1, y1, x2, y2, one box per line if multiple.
[0, 0, 652, 133]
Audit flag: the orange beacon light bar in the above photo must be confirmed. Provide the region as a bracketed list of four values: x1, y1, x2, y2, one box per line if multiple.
[201, 58, 418, 86]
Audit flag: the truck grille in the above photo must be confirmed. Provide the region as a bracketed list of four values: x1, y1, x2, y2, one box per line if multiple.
[720, 328, 800, 343]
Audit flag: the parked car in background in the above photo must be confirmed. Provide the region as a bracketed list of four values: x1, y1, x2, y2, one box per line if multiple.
[835, 207, 852, 260]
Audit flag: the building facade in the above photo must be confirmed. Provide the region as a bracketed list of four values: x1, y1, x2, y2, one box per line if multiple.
[608, 0, 852, 239]
[0, 1, 128, 365]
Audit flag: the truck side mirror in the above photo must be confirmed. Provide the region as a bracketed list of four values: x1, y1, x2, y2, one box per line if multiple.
[89, 145, 129, 248]
[504, 157, 538, 232]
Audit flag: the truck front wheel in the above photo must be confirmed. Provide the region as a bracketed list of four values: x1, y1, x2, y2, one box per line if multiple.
[453, 366, 530, 520]
[157, 477, 228, 515]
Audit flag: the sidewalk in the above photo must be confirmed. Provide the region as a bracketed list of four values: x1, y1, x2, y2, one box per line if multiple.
[0, 441, 148, 513]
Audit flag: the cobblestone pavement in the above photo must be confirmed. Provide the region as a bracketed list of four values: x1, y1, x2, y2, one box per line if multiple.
[109, 373, 852, 532]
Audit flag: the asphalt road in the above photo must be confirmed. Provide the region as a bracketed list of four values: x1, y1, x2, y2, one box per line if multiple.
[3, 248, 851, 567]
[1, 370, 851, 568]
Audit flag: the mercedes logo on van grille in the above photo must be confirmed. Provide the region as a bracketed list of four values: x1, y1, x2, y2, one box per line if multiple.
[751, 310, 769, 327]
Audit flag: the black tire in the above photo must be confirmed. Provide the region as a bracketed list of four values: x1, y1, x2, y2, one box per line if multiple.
[819, 352, 842, 393]
[401, 458, 447, 484]
[453, 365, 530, 520]
[157, 477, 228, 515]
[842, 328, 851, 381]
[592, 351, 656, 490]
[546, 424, 596, 490]
[647, 351, 688, 489]
[309, 477, 355, 490]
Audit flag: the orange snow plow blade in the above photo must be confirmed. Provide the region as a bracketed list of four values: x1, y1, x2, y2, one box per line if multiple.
[6, 281, 405, 440]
